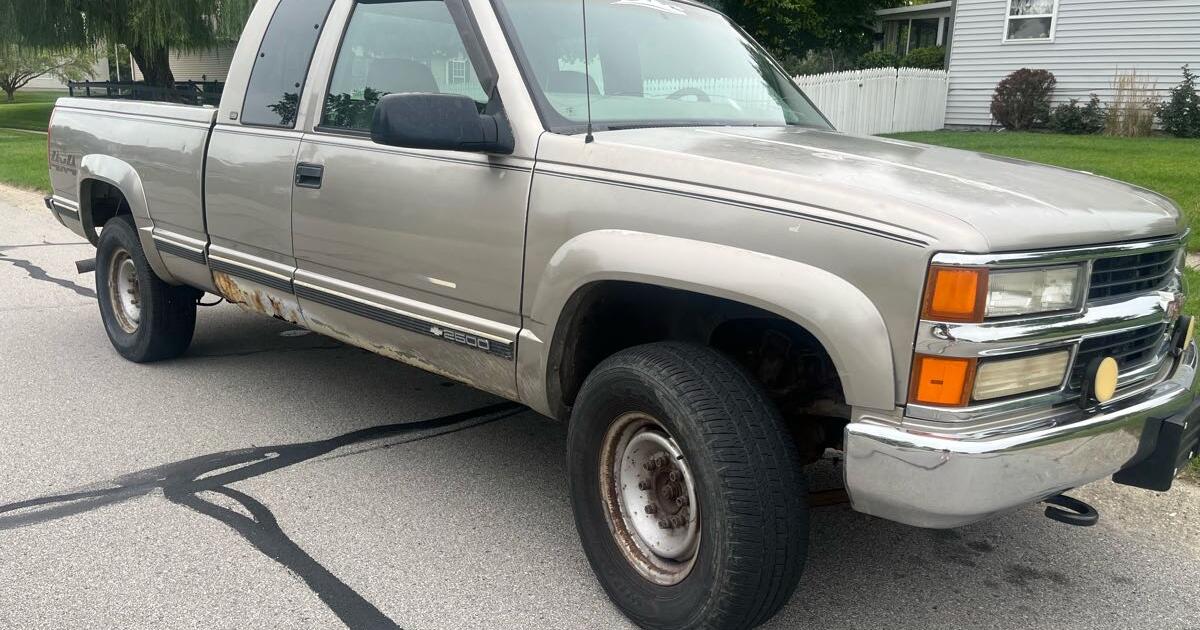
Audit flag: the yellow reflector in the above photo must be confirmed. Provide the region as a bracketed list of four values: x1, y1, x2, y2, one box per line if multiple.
[973, 350, 1071, 401]
[911, 355, 976, 407]
[923, 267, 988, 323]
[1186, 317, 1196, 349]
[1094, 357, 1119, 403]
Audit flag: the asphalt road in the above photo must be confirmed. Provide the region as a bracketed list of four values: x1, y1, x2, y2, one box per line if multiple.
[1, 190, 1198, 630]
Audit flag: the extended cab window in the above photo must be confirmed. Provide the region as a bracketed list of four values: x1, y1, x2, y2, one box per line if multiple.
[241, 0, 337, 127]
[321, 0, 488, 133]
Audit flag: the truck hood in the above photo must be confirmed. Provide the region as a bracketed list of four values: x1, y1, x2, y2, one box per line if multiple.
[591, 127, 1183, 252]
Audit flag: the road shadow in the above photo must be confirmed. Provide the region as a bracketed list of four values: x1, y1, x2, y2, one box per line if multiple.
[0, 402, 526, 630]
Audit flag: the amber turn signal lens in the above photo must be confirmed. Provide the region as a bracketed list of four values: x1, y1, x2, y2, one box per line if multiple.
[922, 266, 988, 322]
[910, 355, 977, 407]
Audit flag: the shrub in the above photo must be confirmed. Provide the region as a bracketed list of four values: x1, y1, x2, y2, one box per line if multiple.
[1106, 69, 1157, 137]
[856, 51, 899, 70]
[991, 69, 1056, 130]
[1049, 94, 1105, 134]
[1158, 65, 1200, 138]
[900, 46, 946, 70]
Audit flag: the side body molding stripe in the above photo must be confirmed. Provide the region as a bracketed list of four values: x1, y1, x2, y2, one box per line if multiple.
[294, 283, 515, 360]
[209, 257, 295, 294]
[154, 238, 207, 265]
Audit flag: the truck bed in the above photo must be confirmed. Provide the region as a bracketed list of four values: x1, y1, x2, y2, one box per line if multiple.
[47, 98, 217, 247]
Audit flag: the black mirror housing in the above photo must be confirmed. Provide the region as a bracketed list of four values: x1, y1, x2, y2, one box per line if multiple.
[370, 93, 513, 155]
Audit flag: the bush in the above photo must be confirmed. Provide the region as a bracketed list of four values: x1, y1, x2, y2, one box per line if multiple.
[1159, 65, 1200, 138]
[1049, 94, 1105, 134]
[856, 51, 899, 70]
[900, 47, 945, 70]
[990, 68, 1056, 130]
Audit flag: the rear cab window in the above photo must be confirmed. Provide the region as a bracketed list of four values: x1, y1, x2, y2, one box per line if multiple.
[241, 0, 338, 128]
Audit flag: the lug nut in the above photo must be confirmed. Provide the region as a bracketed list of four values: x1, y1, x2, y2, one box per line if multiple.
[668, 471, 682, 482]
[644, 504, 658, 515]
[638, 480, 651, 490]
[658, 519, 670, 529]
[675, 496, 689, 507]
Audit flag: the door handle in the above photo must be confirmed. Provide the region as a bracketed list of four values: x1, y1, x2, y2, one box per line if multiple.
[295, 163, 324, 189]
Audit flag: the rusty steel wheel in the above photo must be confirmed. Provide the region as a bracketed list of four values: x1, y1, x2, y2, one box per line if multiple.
[600, 412, 700, 585]
[569, 342, 808, 630]
[106, 248, 142, 334]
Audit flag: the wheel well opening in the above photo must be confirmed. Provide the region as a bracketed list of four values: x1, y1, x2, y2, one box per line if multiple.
[81, 179, 131, 241]
[550, 281, 847, 463]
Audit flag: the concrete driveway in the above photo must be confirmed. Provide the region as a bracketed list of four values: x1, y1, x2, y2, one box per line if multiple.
[1, 190, 1198, 629]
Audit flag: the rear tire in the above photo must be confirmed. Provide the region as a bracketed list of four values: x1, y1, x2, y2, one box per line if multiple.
[95, 215, 198, 362]
[568, 342, 808, 630]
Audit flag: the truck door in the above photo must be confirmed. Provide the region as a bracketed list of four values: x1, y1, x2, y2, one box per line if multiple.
[290, 0, 532, 399]
[205, 0, 336, 323]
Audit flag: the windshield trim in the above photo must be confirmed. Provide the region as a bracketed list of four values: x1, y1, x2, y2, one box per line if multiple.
[488, 0, 834, 136]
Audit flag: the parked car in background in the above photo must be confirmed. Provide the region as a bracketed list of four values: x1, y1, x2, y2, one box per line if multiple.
[44, 0, 1200, 628]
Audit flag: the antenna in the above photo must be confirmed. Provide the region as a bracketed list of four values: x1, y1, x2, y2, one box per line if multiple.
[582, 0, 595, 143]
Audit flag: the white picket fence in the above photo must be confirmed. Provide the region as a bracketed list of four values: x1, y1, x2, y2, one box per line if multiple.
[642, 69, 948, 136]
[793, 68, 949, 136]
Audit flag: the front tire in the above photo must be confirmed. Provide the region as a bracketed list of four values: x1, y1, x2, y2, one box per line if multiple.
[96, 215, 198, 362]
[568, 342, 808, 630]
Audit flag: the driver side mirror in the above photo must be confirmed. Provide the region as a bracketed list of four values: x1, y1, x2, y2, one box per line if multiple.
[370, 93, 514, 155]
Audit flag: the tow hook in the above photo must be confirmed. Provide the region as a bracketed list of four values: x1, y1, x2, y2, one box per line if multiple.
[1043, 494, 1099, 527]
[76, 258, 96, 274]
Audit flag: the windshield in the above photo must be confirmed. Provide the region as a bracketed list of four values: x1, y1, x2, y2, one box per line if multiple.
[492, 0, 832, 133]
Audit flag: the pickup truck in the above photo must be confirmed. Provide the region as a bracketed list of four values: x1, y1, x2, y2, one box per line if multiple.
[44, 0, 1200, 628]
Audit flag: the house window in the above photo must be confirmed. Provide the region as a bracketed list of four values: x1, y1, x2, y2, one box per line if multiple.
[448, 58, 468, 84]
[1005, 0, 1057, 41]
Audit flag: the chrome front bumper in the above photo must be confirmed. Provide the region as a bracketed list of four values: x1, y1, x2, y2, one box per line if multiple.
[844, 341, 1198, 529]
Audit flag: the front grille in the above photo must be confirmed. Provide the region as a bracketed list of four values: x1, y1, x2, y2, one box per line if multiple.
[1088, 250, 1178, 301]
[1068, 323, 1169, 390]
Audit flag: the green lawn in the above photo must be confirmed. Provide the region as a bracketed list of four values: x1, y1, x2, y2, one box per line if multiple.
[889, 132, 1200, 253]
[0, 90, 60, 131]
[0, 129, 49, 192]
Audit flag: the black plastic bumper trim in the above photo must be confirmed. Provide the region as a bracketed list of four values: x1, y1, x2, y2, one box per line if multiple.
[1113, 398, 1200, 492]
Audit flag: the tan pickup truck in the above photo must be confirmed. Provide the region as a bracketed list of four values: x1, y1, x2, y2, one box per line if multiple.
[45, 0, 1200, 628]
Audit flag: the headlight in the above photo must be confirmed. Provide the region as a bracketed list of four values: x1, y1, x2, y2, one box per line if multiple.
[985, 265, 1085, 318]
[973, 350, 1070, 401]
[922, 264, 1085, 322]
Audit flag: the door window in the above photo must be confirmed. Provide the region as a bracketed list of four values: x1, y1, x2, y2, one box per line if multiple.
[320, 0, 488, 132]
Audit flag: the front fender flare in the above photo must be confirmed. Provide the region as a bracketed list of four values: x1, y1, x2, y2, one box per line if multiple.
[521, 230, 896, 413]
[77, 154, 174, 282]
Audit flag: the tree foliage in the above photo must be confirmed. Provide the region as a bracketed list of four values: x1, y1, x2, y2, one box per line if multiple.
[0, 45, 96, 101]
[0, 0, 254, 87]
[701, 0, 898, 61]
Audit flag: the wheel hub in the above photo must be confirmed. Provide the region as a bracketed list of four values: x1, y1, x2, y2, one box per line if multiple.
[107, 250, 142, 333]
[601, 413, 700, 585]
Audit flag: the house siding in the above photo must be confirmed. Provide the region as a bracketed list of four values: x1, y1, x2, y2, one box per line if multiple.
[23, 57, 110, 91]
[945, 0, 1200, 127]
[132, 44, 239, 82]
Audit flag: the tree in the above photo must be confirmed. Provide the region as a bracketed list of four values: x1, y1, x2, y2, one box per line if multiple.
[701, 0, 900, 62]
[0, 45, 96, 102]
[0, 0, 254, 88]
